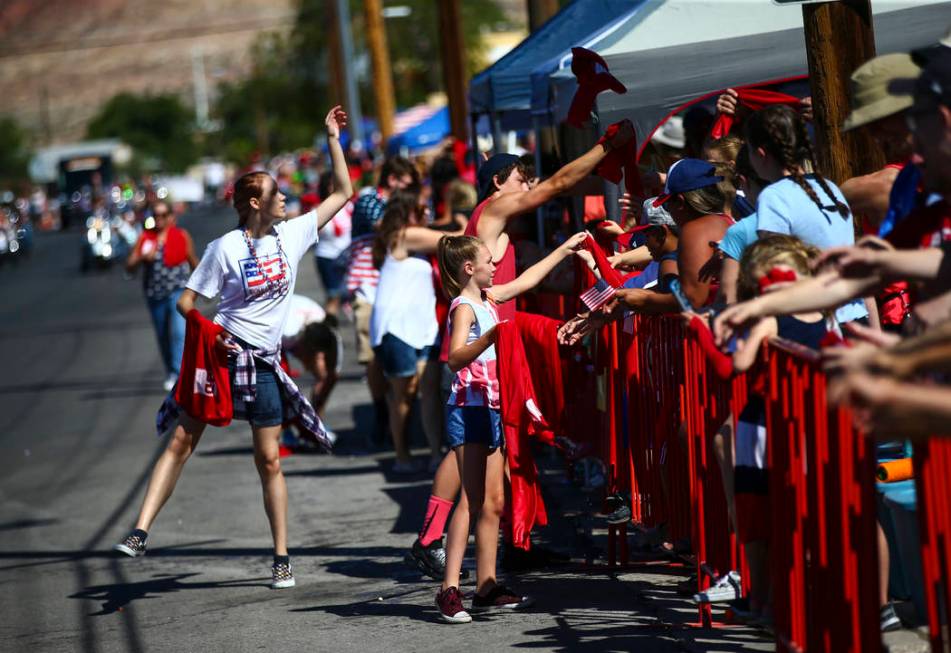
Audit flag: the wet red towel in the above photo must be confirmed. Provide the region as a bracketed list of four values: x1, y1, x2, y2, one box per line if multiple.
[594, 120, 644, 199]
[567, 47, 627, 129]
[175, 310, 232, 426]
[496, 319, 551, 550]
[710, 88, 801, 139]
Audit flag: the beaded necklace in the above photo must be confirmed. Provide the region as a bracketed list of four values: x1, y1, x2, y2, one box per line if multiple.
[242, 227, 289, 299]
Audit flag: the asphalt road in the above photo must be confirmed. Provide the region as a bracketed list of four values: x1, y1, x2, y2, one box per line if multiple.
[0, 206, 773, 653]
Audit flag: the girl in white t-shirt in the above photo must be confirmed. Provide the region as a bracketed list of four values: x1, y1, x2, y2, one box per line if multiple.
[114, 107, 354, 591]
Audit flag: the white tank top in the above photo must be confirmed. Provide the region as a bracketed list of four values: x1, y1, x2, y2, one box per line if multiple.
[369, 253, 438, 350]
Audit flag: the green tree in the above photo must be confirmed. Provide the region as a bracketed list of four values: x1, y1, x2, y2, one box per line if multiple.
[86, 93, 198, 172]
[209, 0, 512, 164]
[0, 116, 30, 186]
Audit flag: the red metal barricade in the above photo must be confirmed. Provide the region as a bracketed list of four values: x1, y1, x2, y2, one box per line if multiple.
[764, 340, 881, 653]
[913, 438, 951, 652]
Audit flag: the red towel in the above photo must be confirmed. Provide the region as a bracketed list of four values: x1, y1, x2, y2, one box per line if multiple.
[688, 316, 734, 380]
[710, 88, 801, 139]
[594, 120, 644, 199]
[496, 319, 551, 550]
[137, 225, 188, 267]
[580, 233, 625, 288]
[175, 310, 232, 426]
[567, 47, 627, 128]
[516, 312, 565, 441]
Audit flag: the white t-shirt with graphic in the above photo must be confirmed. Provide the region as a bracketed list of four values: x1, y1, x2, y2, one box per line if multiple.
[187, 211, 319, 350]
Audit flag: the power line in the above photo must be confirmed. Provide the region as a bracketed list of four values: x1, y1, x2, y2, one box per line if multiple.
[0, 14, 297, 59]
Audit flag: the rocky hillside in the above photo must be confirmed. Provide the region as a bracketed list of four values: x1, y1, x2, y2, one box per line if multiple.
[0, 0, 295, 144]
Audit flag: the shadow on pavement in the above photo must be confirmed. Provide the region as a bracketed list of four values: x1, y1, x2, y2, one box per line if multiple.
[0, 517, 60, 532]
[69, 572, 267, 615]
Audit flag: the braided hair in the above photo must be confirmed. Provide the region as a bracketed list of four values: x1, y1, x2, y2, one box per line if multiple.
[744, 105, 850, 220]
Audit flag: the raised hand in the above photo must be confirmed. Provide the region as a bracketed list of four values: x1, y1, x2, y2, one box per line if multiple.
[325, 105, 348, 139]
[716, 88, 739, 116]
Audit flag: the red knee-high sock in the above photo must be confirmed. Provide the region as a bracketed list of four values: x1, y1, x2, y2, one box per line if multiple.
[419, 495, 454, 546]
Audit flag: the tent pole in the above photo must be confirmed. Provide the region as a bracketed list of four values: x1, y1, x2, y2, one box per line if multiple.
[491, 112, 504, 155]
[470, 113, 481, 171]
[532, 115, 545, 247]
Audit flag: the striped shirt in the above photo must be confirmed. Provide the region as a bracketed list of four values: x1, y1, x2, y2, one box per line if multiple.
[447, 295, 499, 409]
[345, 187, 387, 303]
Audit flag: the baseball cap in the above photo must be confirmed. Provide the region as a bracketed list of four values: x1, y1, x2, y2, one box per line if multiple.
[842, 53, 920, 131]
[476, 153, 521, 203]
[651, 159, 724, 207]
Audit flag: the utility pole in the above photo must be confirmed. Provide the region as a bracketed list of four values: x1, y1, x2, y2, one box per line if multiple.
[191, 46, 210, 131]
[437, 0, 467, 141]
[325, 0, 346, 107]
[527, 0, 559, 31]
[364, 0, 395, 144]
[335, 0, 364, 147]
[802, 0, 884, 183]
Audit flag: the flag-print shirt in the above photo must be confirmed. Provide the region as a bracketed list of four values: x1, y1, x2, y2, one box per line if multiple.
[447, 295, 500, 409]
[186, 212, 319, 351]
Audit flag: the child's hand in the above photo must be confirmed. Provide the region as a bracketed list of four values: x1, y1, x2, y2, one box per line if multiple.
[597, 220, 625, 237]
[574, 249, 597, 271]
[560, 232, 589, 253]
[716, 88, 739, 116]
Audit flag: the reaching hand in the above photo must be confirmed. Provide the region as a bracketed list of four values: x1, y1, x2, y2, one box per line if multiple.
[560, 232, 589, 253]
[574, 248, 597, 271]
[607, 120, 635, 150]
[715, 88, 739, 116]
[557, 314, 594, 346]
[597, 220, 625, 237]
[325, 105, 348, 139]
[713, 299, 761, 346]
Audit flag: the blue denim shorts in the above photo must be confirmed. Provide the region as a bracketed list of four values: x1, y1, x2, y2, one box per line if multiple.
[446, 405, 503, 450]
[228, 356, 286, 427]
[315, 255, 346, 299]
[374, 333, 431, 378]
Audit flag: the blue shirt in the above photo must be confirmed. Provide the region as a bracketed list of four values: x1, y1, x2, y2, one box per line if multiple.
[756, 176, 867, 323]
[719, 215, 758, 262]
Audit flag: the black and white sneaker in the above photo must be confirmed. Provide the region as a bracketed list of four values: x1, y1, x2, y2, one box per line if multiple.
[406, 538, 469, 580]
[271, 561, 296, 589]
[881, 603, 902, 632]
[113, 530, 148, 558]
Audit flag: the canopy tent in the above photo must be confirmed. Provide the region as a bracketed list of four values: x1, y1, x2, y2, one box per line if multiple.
[536, 0, 951, 155]
[468, 0, 640, 131]
[386, 104, 451, 155]
[528, 1, 652, 124]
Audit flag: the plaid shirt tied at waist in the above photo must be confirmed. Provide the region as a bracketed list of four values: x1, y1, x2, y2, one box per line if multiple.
[156, 341, 333, 452]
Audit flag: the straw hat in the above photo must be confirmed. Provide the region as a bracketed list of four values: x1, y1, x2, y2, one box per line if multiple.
[842, 53, 921, 132]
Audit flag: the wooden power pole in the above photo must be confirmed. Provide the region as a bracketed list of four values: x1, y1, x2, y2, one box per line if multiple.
[437, 0, 468, 141]
[364, 0, 396, 144]
[527, 0, 559, 31]
[325, 0, 346, 107]
[802, 0, 884, 183]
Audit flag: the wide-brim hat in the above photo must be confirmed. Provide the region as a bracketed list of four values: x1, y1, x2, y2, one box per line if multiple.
[651, 116, 685, 149]
[842, 53, 920, 132]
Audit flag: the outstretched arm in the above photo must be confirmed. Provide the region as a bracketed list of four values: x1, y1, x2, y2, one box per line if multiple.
[315, 106, 355, 230]
[490, 232, 588, 303]
[477, 121, 635, 244]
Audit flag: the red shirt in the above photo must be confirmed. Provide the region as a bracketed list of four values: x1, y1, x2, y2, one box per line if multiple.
[466, 197, 517, 321]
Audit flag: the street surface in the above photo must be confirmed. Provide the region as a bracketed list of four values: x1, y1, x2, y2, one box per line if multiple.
[0, 206, 774, 652]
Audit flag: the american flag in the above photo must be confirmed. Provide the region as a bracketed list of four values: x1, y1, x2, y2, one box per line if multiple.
[243, 255, 285, 289]
[580, 278, 616, 311]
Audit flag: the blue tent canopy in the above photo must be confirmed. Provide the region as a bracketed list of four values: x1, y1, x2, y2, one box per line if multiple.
[386, 106, 450, 155]
[529, 1, 649, 123]
[468, 0, 639, 124]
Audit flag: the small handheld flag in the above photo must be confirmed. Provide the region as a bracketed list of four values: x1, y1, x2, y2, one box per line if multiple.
[580, 278, 616, 311]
